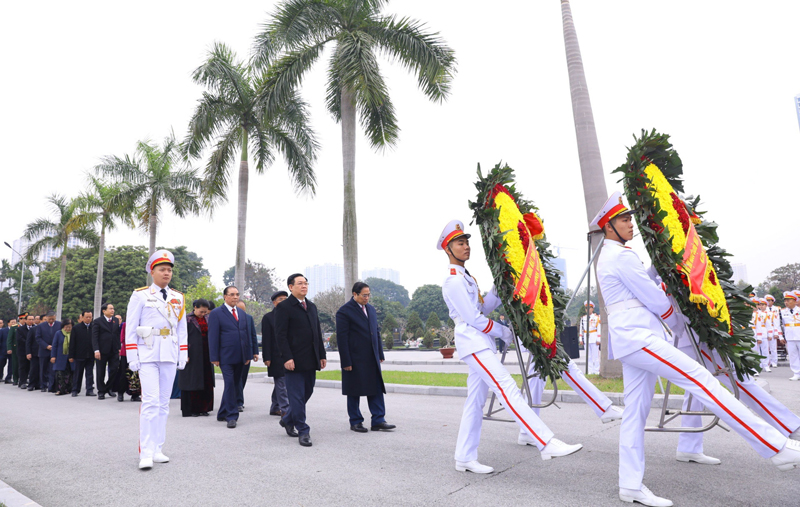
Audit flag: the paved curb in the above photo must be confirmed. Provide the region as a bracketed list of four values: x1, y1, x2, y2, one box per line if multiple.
[0, 480, 42, 507]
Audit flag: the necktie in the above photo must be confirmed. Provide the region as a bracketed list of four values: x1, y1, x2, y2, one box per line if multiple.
[232, 308, 238, 321]
[363, 305, 368, 318]
[301, 300, 307, 311]
[161, 288, 167, 301]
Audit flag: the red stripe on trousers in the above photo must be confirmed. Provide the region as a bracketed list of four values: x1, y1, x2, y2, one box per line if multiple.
[700, 350, 791, 434]
[564, 371, 603, 412]
[472, 353, 546, 446]
[643, 347, 779, 453]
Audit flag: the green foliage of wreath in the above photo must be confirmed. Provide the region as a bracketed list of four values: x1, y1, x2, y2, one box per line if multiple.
[469, 162, 569, 380]
[613, 129, 759, 379]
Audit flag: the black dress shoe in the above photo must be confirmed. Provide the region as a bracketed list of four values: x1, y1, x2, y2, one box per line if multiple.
[117, 393, 124, 402]
[4, 380, 11, 384]
[41, 388, 47, 393]
[227, 420, 237, 429]
[86, 390, 96, 397]
[279, 418, 298, 437]
[200, 412, 209, 416]
[192, 413, 200, 417]
[269, 410, 282, 416]
[12, 381, 18, 386]
[131, 395, 141, 402]
[371, 422, 397, 431]
[27, 386, 34, 391]
[98, 393, 105, 400]
[237, 406, 244, 413]
[350, 423, 368, 433]
[298, 434, 312, 447]
[19, 383, 27, 389]
[108, 391, 117, 397]
[71, 392, 78, 397]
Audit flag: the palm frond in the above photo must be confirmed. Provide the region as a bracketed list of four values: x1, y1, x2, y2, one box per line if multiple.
[184, 93, 236, 158]
[256, 41, 326, 118]
[202, 125, 242, 203]
[266, 124, 318, 196]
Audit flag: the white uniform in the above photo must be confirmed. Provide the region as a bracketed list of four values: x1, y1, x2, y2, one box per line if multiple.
[442, 264, 557, 461]
[125, 284, 188, 460]
[766, 304, 781, 367]
[596, 238, 787, 490]
[527, 358, 613, 418]
[754, 309, 770, 370]
[580, 313, 601, 374]
[780, 306, 800, 377]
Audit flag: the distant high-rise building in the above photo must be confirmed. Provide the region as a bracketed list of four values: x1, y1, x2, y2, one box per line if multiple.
[362, 267, 400, 285]
[11, 234, 86, 280]
[731, 263, 749, 285]
[305, 263, 344, 299]
[551, 258, 569, 290]
[795, 94, 800, 132]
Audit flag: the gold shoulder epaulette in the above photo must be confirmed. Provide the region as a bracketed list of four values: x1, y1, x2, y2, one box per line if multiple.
[135, 286, 148, 291]
[172, 289, 184, 296]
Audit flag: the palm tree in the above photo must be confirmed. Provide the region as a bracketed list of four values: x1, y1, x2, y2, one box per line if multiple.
[96, 133, 203, 268]
[184, 42, 318, 291]
[23, 195, 99, 319]
[561, 0, 618, 376]
[74, 176, 136, 317]
[253, 0, 456, 298]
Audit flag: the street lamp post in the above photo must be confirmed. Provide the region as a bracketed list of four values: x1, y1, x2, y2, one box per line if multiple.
[4, 241, 24, 314]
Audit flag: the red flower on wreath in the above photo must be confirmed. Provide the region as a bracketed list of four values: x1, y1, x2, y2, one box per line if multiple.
[709, 270, 717, 286]
[487, 184, 514, 205]
[540, 284, 548, 306]
[517, 221, 530, 251]
[670, 192, 691, 234]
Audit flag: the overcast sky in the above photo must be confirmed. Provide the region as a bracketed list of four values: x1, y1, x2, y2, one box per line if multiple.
[2, 1, 798, 298]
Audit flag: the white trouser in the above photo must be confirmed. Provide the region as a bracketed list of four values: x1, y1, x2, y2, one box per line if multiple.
[768, 337, 778, 367]
[618, 338, 787, 490]
[139, 361, 177, 459]
[587, 342, 600, 374]
[455, 349, 555, 462]
[758, 339, 770, 369]
[678, 341, 800, 453]
[786, 341, 800, 376]
[527, 358, 611, 418]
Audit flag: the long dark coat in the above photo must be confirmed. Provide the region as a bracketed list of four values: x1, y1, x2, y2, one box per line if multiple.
[274, 295, 326, 372]
[336, 298, 385, 397]
[180, 315, 214, 391]
[260, 311, 285, 378]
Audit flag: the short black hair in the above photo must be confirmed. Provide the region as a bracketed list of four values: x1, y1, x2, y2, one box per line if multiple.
[61, 318, 73, 327]
[208, 300, 216, 310]
[193, 298, 210, 309]
[352, 282, 369, 295]
[81, 310, 92, 316]
[100, 303, 112, 312]
[287, 273, 306, 286]
[45, 311, 55, 317]
[223, 285, 238, 296]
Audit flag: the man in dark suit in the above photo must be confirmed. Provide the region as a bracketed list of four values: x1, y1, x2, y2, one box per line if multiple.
[261, 291, 289, 416]
[0, 319, 8, 382]
[25, 314, 41, 390]
[274, 273, 327, 447]
[69, 310, 95, 396]
[92, 303, 120, 399]
[208, 286, 252, 428]
[17, 314, 30, 389]
[337, 282, 396, 433]
[34, 311, 60, 392]
[235, 301, 260, 411]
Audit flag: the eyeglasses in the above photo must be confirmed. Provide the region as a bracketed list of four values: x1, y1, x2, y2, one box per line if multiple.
[357, 293, 371, 298]
[293, 282, 309, 287]
[226, 293, 240, 297]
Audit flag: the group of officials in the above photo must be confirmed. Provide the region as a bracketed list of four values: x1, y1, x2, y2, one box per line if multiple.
[0, 305, 134, 401]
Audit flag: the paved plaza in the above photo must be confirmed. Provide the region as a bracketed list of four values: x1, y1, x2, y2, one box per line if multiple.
[1, 359, 799, 507]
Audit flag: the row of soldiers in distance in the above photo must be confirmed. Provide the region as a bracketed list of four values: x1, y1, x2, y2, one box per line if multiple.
[750, 290, 800, 379]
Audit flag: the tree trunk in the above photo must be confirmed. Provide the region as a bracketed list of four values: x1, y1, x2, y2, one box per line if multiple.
[93, 222, 106, 318]
[147, 198, 158, 286]
[56, 252, 67, 320]
[341, 87, 358, 303]
[234, 129, 249, 291]
[561, 0, 620, 377]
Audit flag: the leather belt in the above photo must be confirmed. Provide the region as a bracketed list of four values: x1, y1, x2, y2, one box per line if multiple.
[605, 299, 645, 315]
[786, 323, 800, 328]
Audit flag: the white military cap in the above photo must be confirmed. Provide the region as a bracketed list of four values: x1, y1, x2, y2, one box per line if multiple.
[437, 220, 471, 251]
[589, 191, 632, 232]
[146, 250, 174, 273]
[584, 301, 595, 308]
[765, 294, 775, 301]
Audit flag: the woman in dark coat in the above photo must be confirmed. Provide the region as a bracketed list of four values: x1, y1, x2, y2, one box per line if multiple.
[180, 299, 214, 417]
[50, 318, 73, 395]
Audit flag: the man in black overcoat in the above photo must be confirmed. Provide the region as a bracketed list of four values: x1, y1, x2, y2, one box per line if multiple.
[336, 282, 395, 433]
[274, 274, 327, 447]
[92, 303, 120, 399]
[69, 311, 95, 396]
[261, 291, 289, 417]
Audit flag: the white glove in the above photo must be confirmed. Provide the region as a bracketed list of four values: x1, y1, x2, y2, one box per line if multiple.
[177, 360, 186, 370]
[663, 310, 681, 332]
[501, 324, 514, 345]
[128, 361, 140, 372]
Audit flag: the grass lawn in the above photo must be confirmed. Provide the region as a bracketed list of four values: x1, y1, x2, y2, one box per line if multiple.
[216, 366, 685, 395]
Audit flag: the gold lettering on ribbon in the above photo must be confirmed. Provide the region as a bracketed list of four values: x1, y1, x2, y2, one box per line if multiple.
[515, 241, 543, 310]
[682, 223, 714, 310]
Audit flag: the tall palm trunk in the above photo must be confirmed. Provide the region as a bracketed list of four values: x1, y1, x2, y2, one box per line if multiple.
[147, 198, 158, 285]
[56, 252, 67, 320]
[561, 0, 619, 377]
[235, 129, 250, 292]
[94, 222, 106, 317]
[341, 87, 358, 303]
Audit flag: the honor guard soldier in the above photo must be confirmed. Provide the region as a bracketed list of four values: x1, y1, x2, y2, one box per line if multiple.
[438, 220, 582, 475]
[755, 298, 772, 372]
[125, 250, 188, 470]
[591, 192, 800, 507]
[780, 291, 800, 380]
[579, 302, 601, 374]
[765, 295, 782, 368]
